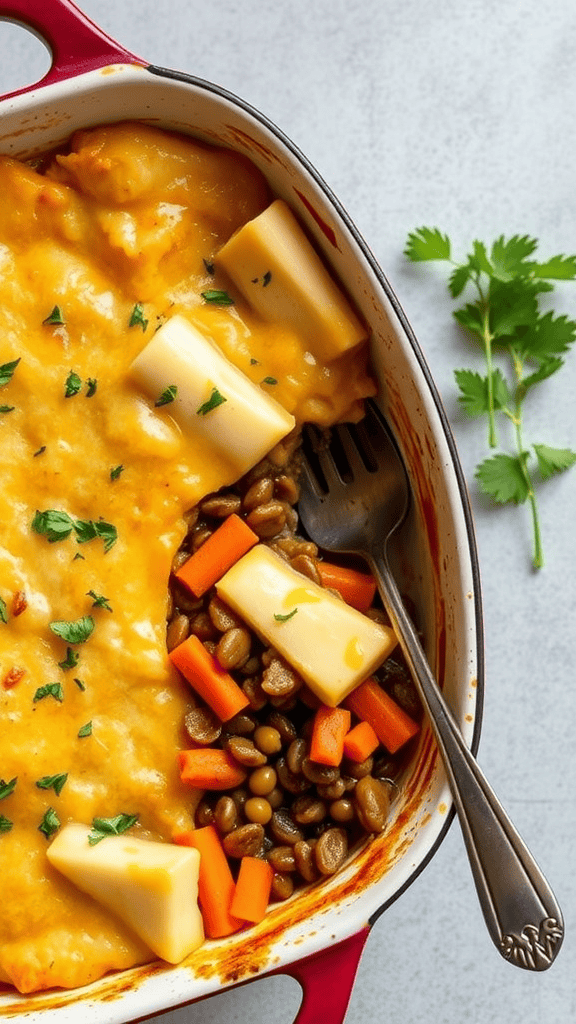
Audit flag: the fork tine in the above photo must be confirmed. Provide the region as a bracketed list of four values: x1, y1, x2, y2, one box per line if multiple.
[302, 424, 344, 492]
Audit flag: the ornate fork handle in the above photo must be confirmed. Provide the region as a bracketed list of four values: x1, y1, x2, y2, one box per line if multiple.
[371, 549, 564, 971]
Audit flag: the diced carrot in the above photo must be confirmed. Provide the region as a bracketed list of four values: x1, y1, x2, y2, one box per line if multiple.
[230, 856, 274, 924]
[178, 748, 248, 790]
[317, 561, 377, 613]
[169, 633, 250, 721]
[173, 825, 243, 938]
[309, 705, 351, 766]
[344, 677, 419, 754]
[176, 513, 258, 597]
[343, 720, 379, 762]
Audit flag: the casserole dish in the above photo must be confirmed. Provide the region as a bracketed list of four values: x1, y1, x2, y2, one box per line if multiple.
[0, 1, 483, 1021]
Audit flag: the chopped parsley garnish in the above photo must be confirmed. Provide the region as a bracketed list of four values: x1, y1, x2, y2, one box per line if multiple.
[43, 306, 65, 326]
[273, 608, 298, 622]
[0, 816, 13, 834]
[262, 376, 278, 385]
[0, 405, 14, 414]
[73, 677, 86, 691]
[87, 590, 113, 612]
[155, 384, 178, 407]
[78, 720, 92, 738]
[0, 596, 8, 624]
[0, 778, 17, 800]
[0, 357, 20, 387]
[85, 377, 98, 397]
[33, 445, 46, 457]
[262, 270, 272, 286]
[58, 646, 79, 670]
[38, 807, 60, 839]
[201, 288, 234, 306]
[129, 303, 148, 331]
[110, 464, 124, 481]
[49, 616, 94, 645]
[33, 682, 64, 703]
[197, 386, 227, 416]
[88, 813, 138, 846]
[32, 509, 118, 553]
[64, 370, 82, 398]
[36, 773, 68, 796]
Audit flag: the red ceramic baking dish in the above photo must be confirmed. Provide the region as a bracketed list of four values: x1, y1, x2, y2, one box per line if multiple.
[0, 2, 484, 1021]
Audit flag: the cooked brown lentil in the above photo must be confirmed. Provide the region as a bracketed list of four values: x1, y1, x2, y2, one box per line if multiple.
[168, 439, 422, 903]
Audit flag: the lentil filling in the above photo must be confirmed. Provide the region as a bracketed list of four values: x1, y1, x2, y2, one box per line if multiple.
[167, 428, 423, 901]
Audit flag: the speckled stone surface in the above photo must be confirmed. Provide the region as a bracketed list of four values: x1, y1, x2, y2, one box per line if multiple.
[2, 2, 574, 1020]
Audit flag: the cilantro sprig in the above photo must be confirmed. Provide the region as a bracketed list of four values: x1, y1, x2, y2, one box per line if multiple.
[88, 813, 138, 846]
[405, 228, 576, 568]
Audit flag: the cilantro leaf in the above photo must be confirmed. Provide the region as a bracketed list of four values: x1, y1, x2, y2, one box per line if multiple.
[489, 235, 538, 280]
[64, 370, 82, 398]
[475, 453, 530, 505]
[0, 816, 13, 834]
[49, 616, 94, 644]
[201, 289, 234, 305]
[531, 254, 576, 280]
[0, 778, 17, 800]
[31, 509, 74, 543]
[516, 310, 576, 361]
[0, 357, 20, 388]
[155, 384, 178, 407]
[533, 444, 576, 481]
[454, 368, 509, 417]
[197, 387, 227, 415]
[488, 278, 539, 339]
[88, 813, 138, 846]
[129, 304, 148, 331]
[87, 590, 113, 612]
[453, 301, 485, 339]
[78, 720, 92, 738]
[43, 306, 65, 326]
[448, 263, 472, 298]
[36, 773, 68, 796]
[404, 227, 451, 262]
[33, 682, 64, 703]
[58, 646, 79, 670]
[38, 807, 60, 839]
[74, 518, 117, 552]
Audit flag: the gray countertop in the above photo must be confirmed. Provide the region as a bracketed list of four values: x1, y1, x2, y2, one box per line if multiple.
[2, 2, 574, 1021]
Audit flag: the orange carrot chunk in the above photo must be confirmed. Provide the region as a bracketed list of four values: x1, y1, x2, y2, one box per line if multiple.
[230, 856, 274, 924]
[343, 720, 380, 762]
[176, 513, 258, 597]
[178, 748, 248, 790]
[317, 561, 377, 613]
[344, 677, 419, 754]
[169, 633, 250, 721]
[173, 825, 243, 938]
[309, 705, 351, 766]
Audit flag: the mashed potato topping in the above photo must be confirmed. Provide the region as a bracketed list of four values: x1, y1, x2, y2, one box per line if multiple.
[0, 122, 375, 993]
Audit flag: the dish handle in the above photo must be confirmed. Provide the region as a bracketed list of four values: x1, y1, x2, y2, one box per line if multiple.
[0, 0, 144, 99]
[277, 926, 370, 1024]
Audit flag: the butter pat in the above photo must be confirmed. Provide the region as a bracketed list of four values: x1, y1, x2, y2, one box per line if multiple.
[130, 315, 295, 478]
[217, 199, 367, 361]
[216, 546, 397, 706]
[47, 824, 204, 964]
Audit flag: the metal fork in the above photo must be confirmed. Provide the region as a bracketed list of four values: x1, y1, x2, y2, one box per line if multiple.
[298, 399, 564, 971]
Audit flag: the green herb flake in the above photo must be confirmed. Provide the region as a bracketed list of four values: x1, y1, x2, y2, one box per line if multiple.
[33, 445, 47, 457]
[0, 357, 21, 388]
[262, 270, 272, 287]
[110, 464, 124, 481]
[155, 384, 178, 407]
[88, 813, 138, 846]
[0, 596, 8, 625]
[201, 288, 234, 306]
[33, 682, 64, 703]
[203, 258, 215, 275]
[0, 777, 17, 800]
[73, 677, 86, 692]
[0, 405, 14, 414]
[36, 773, 68, 797]
[262, 376, 278, 386]
[58, 646, 79, 670]
[0, 816, 13, 834]
[85, 378, 98, 397]
[87, 590, 113, 612]
[43, 306, 65, 326]
[64, 370, 82, 398]
[78, 720, 92, 738]
[196, 386, 227, 416]
[273, 608, 298, 622]
[129, 304, 148, 331]
[73, 518, 118, 553]
[49, 616, 94, 645]
[31, 509, 74, 544]
[38, 806, 60, 839]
